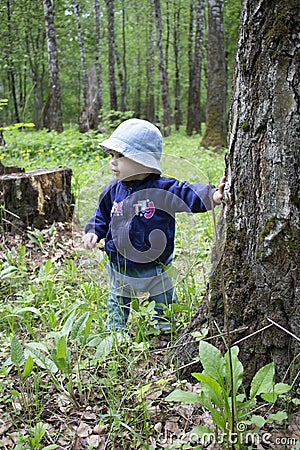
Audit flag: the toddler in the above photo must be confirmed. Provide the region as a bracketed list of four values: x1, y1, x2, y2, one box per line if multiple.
[84, 119, 225, 333]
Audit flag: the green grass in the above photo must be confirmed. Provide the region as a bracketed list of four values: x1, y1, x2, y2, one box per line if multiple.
[0, 126, 226, 449]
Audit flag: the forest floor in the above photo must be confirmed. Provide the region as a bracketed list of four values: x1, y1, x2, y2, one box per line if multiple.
[1, 223, 298, 450]
[0, 129, 299, 449]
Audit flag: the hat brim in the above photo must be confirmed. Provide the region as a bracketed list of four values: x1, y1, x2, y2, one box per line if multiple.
[99, 137, 162, 174]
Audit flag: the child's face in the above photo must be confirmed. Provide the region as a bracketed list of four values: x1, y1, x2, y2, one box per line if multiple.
[108, 150, 150, 181]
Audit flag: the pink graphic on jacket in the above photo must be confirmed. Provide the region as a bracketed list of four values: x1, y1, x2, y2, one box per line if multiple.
[111, 199, 155, 219]
[111, 200, 124, 216]
[133, 200, 155, 219]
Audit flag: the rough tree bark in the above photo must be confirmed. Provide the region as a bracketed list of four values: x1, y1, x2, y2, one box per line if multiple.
[174, 0, 300, 387]
[42, 0, 63, 133]
[0, 167, 74, 231]
[201, 0, 227, 148]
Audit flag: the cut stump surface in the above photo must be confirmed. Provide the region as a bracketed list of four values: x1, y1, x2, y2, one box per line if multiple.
[0, 166, 74, 231]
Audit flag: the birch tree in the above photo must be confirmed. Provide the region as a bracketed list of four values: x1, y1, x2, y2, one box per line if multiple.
[154, 0, 172, 136]
[42, 0, 63, 132]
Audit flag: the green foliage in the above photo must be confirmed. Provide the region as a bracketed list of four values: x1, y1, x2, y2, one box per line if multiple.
[166, 341, 291, 449]
[101, 110, 136, 129]
[1, 128, 107, 167]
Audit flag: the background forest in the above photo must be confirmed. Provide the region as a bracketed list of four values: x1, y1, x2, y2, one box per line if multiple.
[0, 0, 240, 141]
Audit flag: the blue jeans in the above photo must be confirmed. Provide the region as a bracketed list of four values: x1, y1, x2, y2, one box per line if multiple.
[106, 257, 177, 331]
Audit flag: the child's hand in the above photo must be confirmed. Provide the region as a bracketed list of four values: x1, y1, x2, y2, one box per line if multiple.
[83, 232, 99, 249]
[213, 175, 226, 204]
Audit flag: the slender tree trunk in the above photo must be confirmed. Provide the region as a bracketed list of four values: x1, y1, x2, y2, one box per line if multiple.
[201, 0, 227, 148]
[94, 0, 103, 112]
[134, 1, 141, 117]
[186, 0, 205, 135]
[78, 62, 100, 132]
[115, 48, 126, 112]
[105, 0, 118, 111]
[26, 16, 45, 130]
[146, 0, 156, 123]
[174, 0, 300, 388]
[42, 0, 63, 132]
[154, 0, 172, 136]
[6, 0, 20, 123]
[73, 0, 88, 105]
[173, 3, 183, 130]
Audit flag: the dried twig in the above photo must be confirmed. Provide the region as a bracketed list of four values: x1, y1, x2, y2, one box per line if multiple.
[267, 317, 300, 343]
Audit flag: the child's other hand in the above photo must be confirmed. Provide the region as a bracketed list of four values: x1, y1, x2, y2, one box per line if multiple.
[83, 232, 98, 249]
[213, 175, 226, 204]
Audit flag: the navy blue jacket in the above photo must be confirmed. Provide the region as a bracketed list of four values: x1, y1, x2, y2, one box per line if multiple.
[84, 174, 217, 268]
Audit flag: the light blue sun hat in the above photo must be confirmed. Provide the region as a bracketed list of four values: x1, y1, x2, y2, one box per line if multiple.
[100, 118, 162, 174]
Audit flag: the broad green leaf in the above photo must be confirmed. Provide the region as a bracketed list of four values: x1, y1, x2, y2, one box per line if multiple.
[25, 343, 58, 373]
[225, 346, 244, 395]
[199, 341, 225, 386]
[14, 307, 42, 317]
[273, 382, 291, 394]
[95, 336, 113, 360]
[11, 335, 24, 367]
[249, 414, 266, 428]
[42, 445, 59, 450]
[192, 328, 209, 341]
[211, 408, 226, 430]
[70, 312, 89, 341]
[192, 373, 223, 409]
[190, 425, 213, 441]
[22, 355, 34, 378]
[31, 422, 48, 443]
[250, 362, 274, 399]
[25, 341, 49, 353]
[267, 411, 288, 422]
[56, 335, 67, 359]
[61, 311, 76, 337]
[261, 392, 278, 402]
[87, 335, 102, 347]
[51, 349, 70, 373]
[165, 389, 202, 404]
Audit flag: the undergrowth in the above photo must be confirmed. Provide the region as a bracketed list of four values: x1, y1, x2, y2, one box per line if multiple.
[0, 128, 298, 449]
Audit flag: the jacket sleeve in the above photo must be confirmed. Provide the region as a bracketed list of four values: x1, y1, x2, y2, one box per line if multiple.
[166, 179, 217, 213]
[84, 182, 114, 240]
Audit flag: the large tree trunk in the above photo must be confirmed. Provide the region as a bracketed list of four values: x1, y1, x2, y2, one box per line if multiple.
[201, 0, 227, 148]
[0, 166, 74, 231]
[174, 0, 300, 387]
[42, 0, 63, 132]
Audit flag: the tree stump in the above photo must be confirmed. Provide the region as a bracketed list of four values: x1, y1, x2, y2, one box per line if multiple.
[0, 166, 74, 231]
